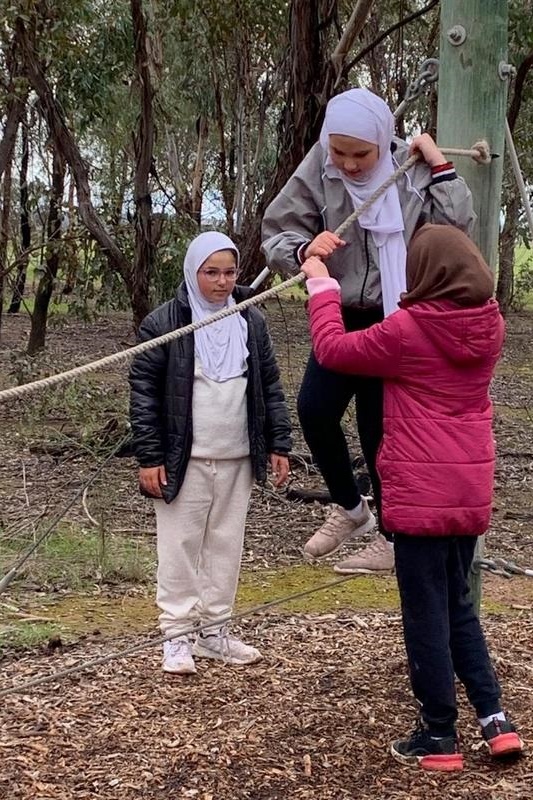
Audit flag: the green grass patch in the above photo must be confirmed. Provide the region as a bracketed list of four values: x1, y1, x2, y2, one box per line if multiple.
[237, 564, 400, 612]
[0, 621, 64, 651]
[0, 562, 521, 651]
[0, 523, 156, 592]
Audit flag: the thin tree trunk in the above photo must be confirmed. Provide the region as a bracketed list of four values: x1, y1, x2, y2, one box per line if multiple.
[8, 115, 31, 313]
[27, 147, 66, 355]
[496, 49, 533, 314]
[0, 28, 27, 183]
[496, 183, 520, 314]
[238, 0, 334, 282]
[131, 0, 157, 328]
[0, 158, 14, 337]
[190, 115, 208, 227]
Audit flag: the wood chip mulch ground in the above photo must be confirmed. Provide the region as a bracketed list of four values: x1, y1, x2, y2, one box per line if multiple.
[1, 610, 532, 800]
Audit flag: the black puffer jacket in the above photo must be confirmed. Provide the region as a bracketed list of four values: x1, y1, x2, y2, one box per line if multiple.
[129, 283, 292, 503]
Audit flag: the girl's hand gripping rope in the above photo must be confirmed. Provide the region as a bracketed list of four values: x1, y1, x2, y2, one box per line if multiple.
[301, 256, 332, 280]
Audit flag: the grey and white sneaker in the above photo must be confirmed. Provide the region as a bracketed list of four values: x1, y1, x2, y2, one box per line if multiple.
[333, 533, 395, 574]
[303, 499, 376, 560]
[162, 636, 196, 674]
[193, 626, 262, 665]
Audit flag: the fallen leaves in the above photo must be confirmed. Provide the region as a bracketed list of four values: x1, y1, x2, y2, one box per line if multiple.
[1, 611, 532, 799]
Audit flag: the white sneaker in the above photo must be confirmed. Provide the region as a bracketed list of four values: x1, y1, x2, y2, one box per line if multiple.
[193, 626, 262, 665]
[162, 636, 196, 674]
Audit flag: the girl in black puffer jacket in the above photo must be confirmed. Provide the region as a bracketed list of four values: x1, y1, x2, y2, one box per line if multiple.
[129, 232, 291, 675]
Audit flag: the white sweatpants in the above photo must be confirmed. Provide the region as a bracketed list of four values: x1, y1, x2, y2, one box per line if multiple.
[154, 456, 253, 637]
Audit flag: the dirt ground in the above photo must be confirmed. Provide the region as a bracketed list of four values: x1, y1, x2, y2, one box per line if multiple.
[1, 613, 532, 800]
[0, 303, 532, 799]
[0, 303, 532, 568]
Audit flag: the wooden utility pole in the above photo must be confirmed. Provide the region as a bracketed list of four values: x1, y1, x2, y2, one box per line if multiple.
[437, 0, 509, 609]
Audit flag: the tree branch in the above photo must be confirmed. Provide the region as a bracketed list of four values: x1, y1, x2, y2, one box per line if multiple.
[507, 49, 533, 133]
[16, 15, 132, 287]
[343, 0, 439, 77]
[330, 0, 375, 81]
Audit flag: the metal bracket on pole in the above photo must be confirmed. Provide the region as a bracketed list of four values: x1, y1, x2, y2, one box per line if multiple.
[498, 61, 516, 81]
[446, 25, 467, 46]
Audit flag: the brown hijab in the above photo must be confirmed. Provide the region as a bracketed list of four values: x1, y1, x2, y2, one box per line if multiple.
[401, 223, 494, 307]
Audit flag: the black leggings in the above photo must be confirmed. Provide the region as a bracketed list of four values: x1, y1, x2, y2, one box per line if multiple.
[297, 308, 384, 523]
[394, 534, 501, 735]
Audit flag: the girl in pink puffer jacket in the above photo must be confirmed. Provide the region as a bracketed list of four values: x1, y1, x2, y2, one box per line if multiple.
[302, 223, 523, 772]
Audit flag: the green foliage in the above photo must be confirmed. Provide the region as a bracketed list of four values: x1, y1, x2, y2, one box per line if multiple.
[1, 0, 532, 332]
[510, 246, 533, 311]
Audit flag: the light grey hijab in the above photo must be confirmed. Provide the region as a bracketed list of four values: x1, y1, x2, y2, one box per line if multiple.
[319, 88, 406, 316]
[184, 231, 249, 382]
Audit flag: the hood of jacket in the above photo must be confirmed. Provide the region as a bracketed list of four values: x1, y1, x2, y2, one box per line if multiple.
[406, 298, 503, 366]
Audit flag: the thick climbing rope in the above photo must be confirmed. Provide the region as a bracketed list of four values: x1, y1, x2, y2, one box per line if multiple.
[0, 143, 490, 404]
[0, 572, 360, 697]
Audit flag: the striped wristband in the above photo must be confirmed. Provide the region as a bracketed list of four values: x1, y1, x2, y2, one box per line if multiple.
[431, 161, 457, 184]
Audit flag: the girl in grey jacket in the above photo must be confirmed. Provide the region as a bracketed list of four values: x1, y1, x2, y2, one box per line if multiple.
[261, 88, 475, 574]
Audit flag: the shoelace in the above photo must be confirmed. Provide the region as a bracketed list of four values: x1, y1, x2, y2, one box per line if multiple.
[322, 507, 354, 538]
[168, 639, 190, 656]
[212, 626, 232, 663]
[364, 537, 385, 554]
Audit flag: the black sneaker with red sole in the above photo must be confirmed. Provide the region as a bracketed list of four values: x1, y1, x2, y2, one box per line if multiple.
[481, 718, 524, 759]
[391, 724, 463, 772]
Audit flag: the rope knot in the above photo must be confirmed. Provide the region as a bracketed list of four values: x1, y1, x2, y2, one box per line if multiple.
[471, 140, 492, 165]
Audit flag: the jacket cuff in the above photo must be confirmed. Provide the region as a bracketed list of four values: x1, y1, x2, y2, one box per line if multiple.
[306, 277, 341, 296]
[294, 242, 310, 265]
[431, 161, 457, 184]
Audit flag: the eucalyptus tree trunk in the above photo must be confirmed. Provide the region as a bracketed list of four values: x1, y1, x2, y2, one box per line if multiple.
[130, 0, 159, 328]
[8, 115, 31, 314]
[0, 26, 27, 183]
[0, 157, 14, 337]
[496, 47, 533, 313]
[238, 0, 335, 282]
[496, 181, 521, 314]
[27, 147, 66, 355]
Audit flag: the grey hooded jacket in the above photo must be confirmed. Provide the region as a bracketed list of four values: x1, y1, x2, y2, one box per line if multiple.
[261, 138, 476, 310]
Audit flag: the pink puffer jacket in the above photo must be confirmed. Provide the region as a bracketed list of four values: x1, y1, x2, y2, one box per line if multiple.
[308, 288, 505, 536]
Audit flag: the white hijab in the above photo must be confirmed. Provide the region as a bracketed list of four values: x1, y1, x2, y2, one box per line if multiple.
[183, 231, 249, 382]
[320, 88, 406, 316]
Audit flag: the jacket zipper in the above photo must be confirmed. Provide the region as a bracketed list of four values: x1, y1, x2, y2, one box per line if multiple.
[359, 229, 371, 306]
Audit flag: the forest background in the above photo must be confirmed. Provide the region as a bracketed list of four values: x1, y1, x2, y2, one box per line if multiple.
[1, 6, 533, 797]
[0, 0, 532, 355]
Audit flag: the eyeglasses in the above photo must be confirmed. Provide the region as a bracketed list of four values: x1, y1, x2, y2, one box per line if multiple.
[198, 268, 238, 283]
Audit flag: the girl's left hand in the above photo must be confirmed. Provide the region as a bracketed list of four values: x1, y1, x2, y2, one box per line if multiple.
[301, 256, 330, 279]
[270, 453, 290, 487]
[409, 133, 448, 167]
